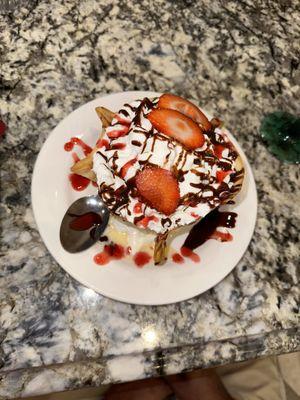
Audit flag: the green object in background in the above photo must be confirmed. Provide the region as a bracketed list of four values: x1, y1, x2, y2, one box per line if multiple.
[260, 112, 300, 164]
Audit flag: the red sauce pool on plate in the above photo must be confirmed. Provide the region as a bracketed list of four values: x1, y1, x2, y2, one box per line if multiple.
[94, 252, 110, 265]
[172, 253, 184, 264]
[180, 247, 200, 263]
[96, 138, 109, 149]
[69, 173, 90, 191]
[133, 252, 151, 267]
[94, 243, 126, 266]
[64, 137, 92, 156]
[65, 137, 94, 191]
[64, 141, 74, 151]
[104, 244, 125, 260]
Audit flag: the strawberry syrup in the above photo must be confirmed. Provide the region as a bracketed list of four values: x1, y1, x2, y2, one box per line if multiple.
[64, 137, 93, 191]
[180, 247, 200, 263]
[172, 253, 184, 264]
[69, 173, 90, 191]
[93, 244, 152, 268]
[64, 137, 92, 156]
[94, 243, 126, 266]
[133, 202, 143, 214]
[133, 252, 151, 268]
[96, 138, 109, 149]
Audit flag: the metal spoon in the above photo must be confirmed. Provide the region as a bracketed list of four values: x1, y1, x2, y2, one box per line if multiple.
[60, 195, 110, 253]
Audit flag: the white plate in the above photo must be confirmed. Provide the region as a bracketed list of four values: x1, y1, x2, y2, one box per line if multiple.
[31, 91, 257, 305]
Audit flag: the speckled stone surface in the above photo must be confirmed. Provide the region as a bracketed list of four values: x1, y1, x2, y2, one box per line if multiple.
[0, 0, 299, 398]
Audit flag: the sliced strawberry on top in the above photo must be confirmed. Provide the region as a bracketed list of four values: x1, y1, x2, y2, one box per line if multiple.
[135, 166, 180, 215]
[158, 93, 212, 132]
[147, 109, 205, 150]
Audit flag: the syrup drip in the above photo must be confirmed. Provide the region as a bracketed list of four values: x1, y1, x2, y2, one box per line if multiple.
[68, 174, 90, 191]
[94, 243, 126, 266]
[180, 247, 200, 263]
[65, 137, 93, 191]
[184, 208, 237, 250]
[172, 253, 184, 264]
[64, 137, 92, 156]
[133, 252, 151, 267]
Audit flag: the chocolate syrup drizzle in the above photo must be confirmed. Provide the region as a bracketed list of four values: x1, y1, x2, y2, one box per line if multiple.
[184, 208, 237, 250]
[95, 97, 243, 229]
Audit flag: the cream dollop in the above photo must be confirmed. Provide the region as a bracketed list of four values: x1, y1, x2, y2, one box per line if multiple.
[93, 98, 240, 233]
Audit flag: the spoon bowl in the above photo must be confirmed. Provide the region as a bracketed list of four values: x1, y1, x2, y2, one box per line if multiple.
[60, 195, 109, 253]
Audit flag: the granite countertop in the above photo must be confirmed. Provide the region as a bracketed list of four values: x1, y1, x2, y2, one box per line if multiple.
[0, 0, 299, 398]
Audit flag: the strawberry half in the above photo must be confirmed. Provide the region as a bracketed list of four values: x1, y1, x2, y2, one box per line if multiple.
[147, 108, 205, 150]
[158, 93, 212, 132]
[135, 166, 180, 215]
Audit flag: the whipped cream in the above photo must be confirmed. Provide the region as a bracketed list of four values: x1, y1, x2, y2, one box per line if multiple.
[93, 97, 242, 234]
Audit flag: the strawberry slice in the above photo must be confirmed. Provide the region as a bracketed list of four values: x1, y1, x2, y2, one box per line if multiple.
[216, 170, 233, 183]
[135, 166, 180, 215]
[147, 109, 205, 150]
[120, 158, 136, 179]
[158, 93, 212, 132]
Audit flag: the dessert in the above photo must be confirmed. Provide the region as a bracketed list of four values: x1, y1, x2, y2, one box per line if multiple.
[71, 94, 244, 264]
